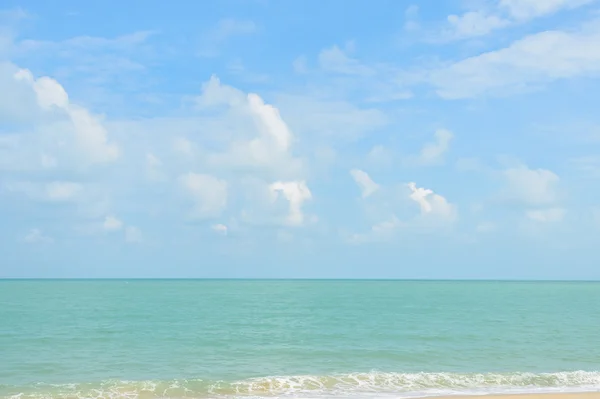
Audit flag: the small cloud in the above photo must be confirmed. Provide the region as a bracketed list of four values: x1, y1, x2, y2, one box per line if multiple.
[404, 5, 420, 31]
[179, 172, 228, 219]
[40, 153, 57, 169]
[173, 137, 193, 156]
[350, 169, 379, 198]
[499, 0, 594, 20]
[125, 226, 143, 243]
[526, 208, 565, 223]
[502, 165, 560, 206]
[146, 152, 167, 181]
[346, 216, 403, 244]
[103, 215, 123, 232]
[476, 221, 496, 233]
[318, 45, 374, 76]
[45, 182, 83, 202]
[416, 129, 453, 166]
[198, 18, 257, 57]
[211, 223, 228, 235]
[269, 180, 313, 226]
[407, 182, 457, 222]
[445, 11, 509, 40]
[293, 55, 308, 74]
[146, 152, 162, 168]
[22, 228, 52, 244]
[366, 145, 393, 169]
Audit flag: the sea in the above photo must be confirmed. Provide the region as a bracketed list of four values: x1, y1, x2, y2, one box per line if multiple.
[1, 280, 600, 399]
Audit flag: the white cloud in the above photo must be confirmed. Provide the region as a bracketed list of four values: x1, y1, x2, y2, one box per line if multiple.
[6, 181, 84, 202]
[439, 0, 592, 41]
[569, 156, 600, 178]
[179, 172, 228, 219]
[274, 93, 388, 141]
[347, 215, 403, 244]
[269, 180, 313, 226]
[173, 137, 194, 156]
[14, 68, 120, 163]
[125, 226, 143, 243]
[446, 11, 510, 39]
[41, 153, 57, 169]
[407, 182, 457, 221]
[293, 55, 308, 74]
[416, 129, 453, 165]
[318, 45, 374, 76]
[503, 165, 560, 205]
[404, 5, 420, 31]
[211, 223, 228, 235]
[196, 74, 245, 108]
[22, 228, 52, 244]
[145, 152, 166, 181]
[45, 182, 83, 202]
[350, 169, 379, 198]
[247, 93, 292, 153]
[366, 145, 393, 169]
[430, 25, 600, 98]
[526, 207, 566, 222]
[499, 0, 594, 20]
[146, 152, 161, 168]
[198, 19, 257, 57]
[103, 215, 123, 232]
[195, 76, 304, 178]
[476, 221, 497, 233]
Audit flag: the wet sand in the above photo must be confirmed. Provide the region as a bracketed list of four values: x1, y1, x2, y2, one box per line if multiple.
[436, 393, 600, 399]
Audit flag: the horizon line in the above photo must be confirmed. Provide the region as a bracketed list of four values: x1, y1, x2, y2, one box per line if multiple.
[1, 277, 600, 282]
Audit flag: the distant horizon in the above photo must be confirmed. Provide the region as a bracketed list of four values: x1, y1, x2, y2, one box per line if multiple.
[2, 277, 600, 282]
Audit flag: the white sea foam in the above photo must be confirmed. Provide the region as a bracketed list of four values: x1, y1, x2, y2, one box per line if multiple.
[2, 371, 600, 399]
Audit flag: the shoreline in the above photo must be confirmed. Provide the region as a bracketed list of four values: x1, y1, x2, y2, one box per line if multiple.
[434, 393, 600, 399]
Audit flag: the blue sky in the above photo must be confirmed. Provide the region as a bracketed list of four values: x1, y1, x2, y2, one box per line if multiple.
[2, 0, 600, 278]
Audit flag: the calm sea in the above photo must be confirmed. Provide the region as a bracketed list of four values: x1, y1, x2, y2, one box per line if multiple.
[1, 280, 600, 398]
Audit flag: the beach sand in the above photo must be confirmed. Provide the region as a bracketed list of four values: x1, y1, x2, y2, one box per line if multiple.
[439, 393, 600, 399]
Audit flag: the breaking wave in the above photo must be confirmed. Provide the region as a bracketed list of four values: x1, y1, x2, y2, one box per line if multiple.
[3, 371, 600, 399]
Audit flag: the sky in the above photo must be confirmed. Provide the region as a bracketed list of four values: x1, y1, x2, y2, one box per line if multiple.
[2, 0, 600, 279]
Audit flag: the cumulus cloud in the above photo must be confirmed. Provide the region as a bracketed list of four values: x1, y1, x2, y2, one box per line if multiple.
[211, 223, 228, 235]
[13, 68, 120, 164]
[45, 182, 83, 202]
[416, 129, 453, 165]
[269, 180, 313, 226]
[440, 0, 592, 41]
[499, 0, 594, 20]
[502, 165, 560, 205]
[407, 182, 457, 221]
[196, 76, 304, 178]
[526, 207, 566, 222]
[103, 215, 123, 232]
[318, 45, 374, 76]
[430, 25, 600, 98]
[350, 169, 379, 198]
[179, 172, 228, 219]
[6, 181, 84, 202]
[22, 228, 52, 244]
[198, 19, 257, 57]
[125, 226, 143, 243]
[347, 215, 403, 244]
[145, 152, 166, 181]
[173, 137, 194, 156]
[445, 11, 510, 39]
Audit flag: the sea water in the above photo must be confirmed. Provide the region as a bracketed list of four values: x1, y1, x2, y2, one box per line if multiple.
[1, 280, 599, 398]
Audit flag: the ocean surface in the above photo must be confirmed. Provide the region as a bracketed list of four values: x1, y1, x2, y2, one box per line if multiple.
[1, 280, 600, 399]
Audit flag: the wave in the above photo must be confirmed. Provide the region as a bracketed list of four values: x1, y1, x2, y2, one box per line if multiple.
[3, 371, 600, 399]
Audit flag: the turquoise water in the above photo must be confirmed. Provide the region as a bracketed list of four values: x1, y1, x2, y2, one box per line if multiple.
[1, 280, 600, 398]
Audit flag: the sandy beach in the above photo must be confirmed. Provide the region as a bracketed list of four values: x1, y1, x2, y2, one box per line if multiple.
[439, 393, 600, 399]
